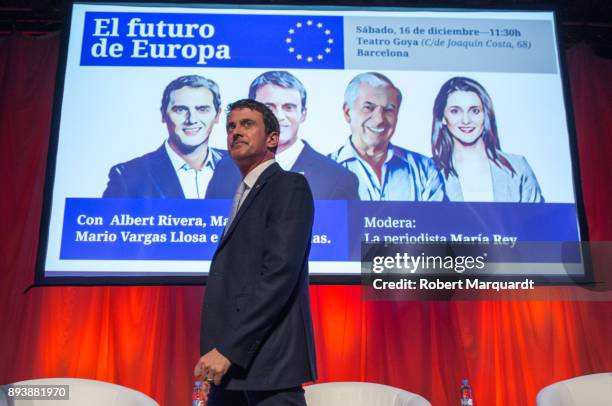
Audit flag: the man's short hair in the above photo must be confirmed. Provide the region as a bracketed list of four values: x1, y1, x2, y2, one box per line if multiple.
[160, 75, 222, 115]
[226, 99, 280, 136]
[343, 72, 402, 109]
[248, 71, 307, 112]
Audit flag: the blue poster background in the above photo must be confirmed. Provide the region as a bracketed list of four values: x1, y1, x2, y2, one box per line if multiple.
[60, 198, 347, 261]
[80, 12, 344, 69]
[60, 198, 579, 264]
[347, 201, 581, 261]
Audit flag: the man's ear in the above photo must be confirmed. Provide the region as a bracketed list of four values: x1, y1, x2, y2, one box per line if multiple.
[342, 103, 351, 124]
[161, 109, 166, 123]
[214, 109, 221, 124]
[300, 108, 307, 124]
[267, 131, 279, 149]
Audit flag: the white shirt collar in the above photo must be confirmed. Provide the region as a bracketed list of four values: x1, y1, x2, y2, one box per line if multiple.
[336, 136, 394, 165]
[275, 139, 304, 170]
[243, 158, 276, 189]
[164, 140, 215, 172]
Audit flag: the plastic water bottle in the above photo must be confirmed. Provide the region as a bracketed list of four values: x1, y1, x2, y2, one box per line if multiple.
[460, 379, 473, 405]
[192, 380, 204, 406]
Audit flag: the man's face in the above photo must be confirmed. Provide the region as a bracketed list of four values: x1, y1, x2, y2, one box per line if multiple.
[226, 108, 278, 166]
[255, 84, 305, 147]
[163, 86, 219, 150]
[343, 83, 400, 151]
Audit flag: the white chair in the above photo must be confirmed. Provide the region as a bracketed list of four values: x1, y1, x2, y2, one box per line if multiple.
[1, 378, 158, 406]
[536, 372, 612, 406]
[305, 381, 431, 406]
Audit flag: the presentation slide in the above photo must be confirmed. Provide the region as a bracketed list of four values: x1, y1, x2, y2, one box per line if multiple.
[37, 2, 585, 283]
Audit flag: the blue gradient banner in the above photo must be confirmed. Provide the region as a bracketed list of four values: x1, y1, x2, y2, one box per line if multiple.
[347, 201, 581, 261]
[60, 198, 348, 260]
[60, 198, 578, 263]
[80, 12, 345, 68]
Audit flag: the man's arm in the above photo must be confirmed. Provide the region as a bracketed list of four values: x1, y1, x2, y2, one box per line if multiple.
[218, 174, 314, 369]
[422, 159, 446, 201]
[102, 165, 128, 197]
[331, 168, 360, 200]
[205, 156, 241, 199]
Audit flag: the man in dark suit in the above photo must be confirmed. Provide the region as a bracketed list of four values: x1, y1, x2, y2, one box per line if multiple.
[206, 70, 359, 200]
[194, 99, 316, 405]
[102, 75, 226, 198]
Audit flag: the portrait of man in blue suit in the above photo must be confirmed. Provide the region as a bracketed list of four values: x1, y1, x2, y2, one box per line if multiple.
[102, 75, 226, 198]
[206, 71, 359, 200]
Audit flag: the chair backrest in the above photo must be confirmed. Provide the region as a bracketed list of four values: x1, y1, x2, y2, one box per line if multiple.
[536, 372, 612, 406]
[305, 381, 431, 406]
[2, 378, 158, 406]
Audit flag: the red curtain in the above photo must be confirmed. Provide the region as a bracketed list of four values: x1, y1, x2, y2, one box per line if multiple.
[0, 34, 610, 405]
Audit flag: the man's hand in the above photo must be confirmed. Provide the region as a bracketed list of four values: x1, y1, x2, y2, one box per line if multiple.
[194, 348, 232, 386]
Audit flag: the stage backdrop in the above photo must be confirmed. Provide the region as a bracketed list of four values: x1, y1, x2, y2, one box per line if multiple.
[0, 33, 611, 405]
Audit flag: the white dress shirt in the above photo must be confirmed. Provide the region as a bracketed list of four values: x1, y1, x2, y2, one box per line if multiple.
[239, 158, 277, 207]
[275, 139, 304, 171]
[164, 141, 220, 199]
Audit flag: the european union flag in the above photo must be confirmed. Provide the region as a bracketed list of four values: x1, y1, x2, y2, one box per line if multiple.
[219, 13, 345, 69]
[277, 17, 344, 67]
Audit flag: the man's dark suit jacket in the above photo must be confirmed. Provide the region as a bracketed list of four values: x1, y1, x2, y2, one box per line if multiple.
[200, 162, 317, 390]
[205, 141, 359, 200]
[102, 144, 226, 197]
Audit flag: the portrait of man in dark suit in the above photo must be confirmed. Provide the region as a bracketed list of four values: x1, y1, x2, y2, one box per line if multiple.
[102, 75, 226, 198]
[194, 99, 316, 405]
[206, 70, 359, 200]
